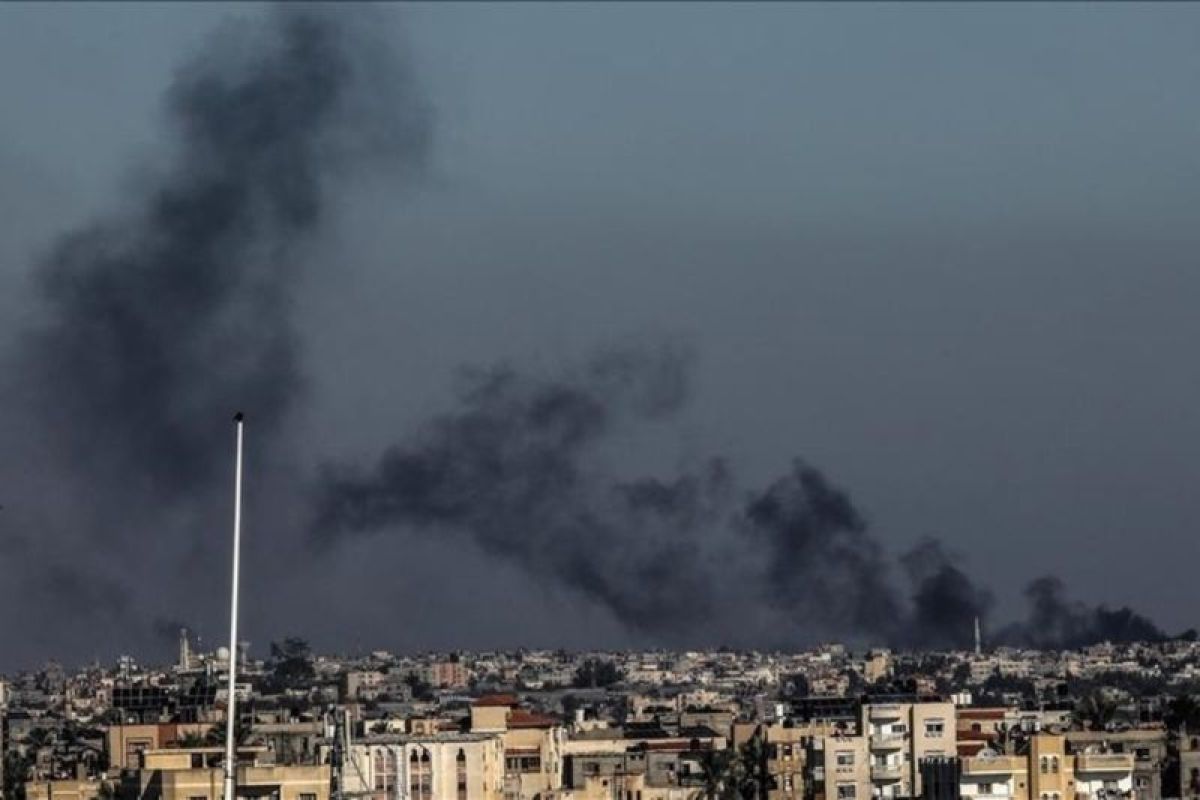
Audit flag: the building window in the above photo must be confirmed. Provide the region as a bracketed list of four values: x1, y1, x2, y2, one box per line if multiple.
[1051, 757, 1059, 774]
[836, 752, 855, 768]
[1040, 757, 1049, 775]
[923, 720, 944, 737]
[410, 750, 432, 800]
[374, 749, 398, 800]
[300, 795, 317, 800]
[836, 784, 857, 800]
[456, 749, 468, 800]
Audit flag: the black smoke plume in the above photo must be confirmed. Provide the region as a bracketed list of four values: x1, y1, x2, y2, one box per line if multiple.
[740, 463, 900, 639]
[312, 344, 723, 633]
[2, 7, 430, 659]
[900, 538, 992, 650]
[24, 8, 429, 499]
[312, 346, 1174, 651]
[998, 576, 1170, 649]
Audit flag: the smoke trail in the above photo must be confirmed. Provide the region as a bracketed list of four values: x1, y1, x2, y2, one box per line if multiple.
[312, 343, 725, 634]
[312, 343, 1172, 650]
[739, 462, 901, 640]
[900, 537, 992, 650]
[24, 8, 429, 500]
[1, 8, 430, 657]
[998, 576, 1169, 649]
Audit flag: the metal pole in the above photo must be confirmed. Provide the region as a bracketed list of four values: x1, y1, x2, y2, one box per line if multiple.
[223, 412, 245, 800]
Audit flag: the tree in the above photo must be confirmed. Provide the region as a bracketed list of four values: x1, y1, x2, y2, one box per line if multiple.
[572, 659, 624, 689]
[266, 637, 315, 693]
[177, 731, 207, 748]
[1166, 694, 1200, 732]
[404, 672, 434, 701]
[1076, 692, 1118, 731]
[3, 750, 32, 800]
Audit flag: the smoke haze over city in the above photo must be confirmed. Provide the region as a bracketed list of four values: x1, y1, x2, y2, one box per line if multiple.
[2, 4, 1200, 668]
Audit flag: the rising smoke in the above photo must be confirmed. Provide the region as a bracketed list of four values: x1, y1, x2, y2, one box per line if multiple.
[996, 576, 1175, 649]
[24, 7, 429, 499]
[311, 347, 1178, 650]
[1, 7, 1179, 660]
[3, 7, 430, 655]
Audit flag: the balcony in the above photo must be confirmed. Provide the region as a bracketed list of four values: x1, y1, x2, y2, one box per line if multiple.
[961, 756, 1022, 776]
[1075, 754, 1133, 773]
[871, 764, 903, 782]
[868, 705, 903, 721]
[870, 735, 905, 751]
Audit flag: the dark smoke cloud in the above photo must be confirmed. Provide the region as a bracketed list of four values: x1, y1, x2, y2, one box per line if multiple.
[24, 8, 429, 500]
[900, 538, 992, 650]
[312, 346, 1174, 651]
[0, 6, 1173, 660]
[997, 576, 1171, 649]
[312, 344, 722, 634]
[1, 6, 430, 659]
[740, 462, 900, 639]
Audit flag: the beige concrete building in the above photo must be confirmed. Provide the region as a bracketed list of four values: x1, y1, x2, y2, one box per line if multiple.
[860, 701, 956, 799]
[336, 734, 505, 800]
[120, 747, 330, 800]
[469, 696, 566, 800]
[810, 734, 869, 800]
[24, 778, 107, 800]
[958, 734, 1135, 800]
[106, 724, 211, 770]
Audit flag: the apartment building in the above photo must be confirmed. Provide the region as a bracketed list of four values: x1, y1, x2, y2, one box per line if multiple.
[24, 778, 106, 800]
[1176, 732, 1200, 800]
[469, 695, 566, 800]
[120, 746, 330, 800]
[957, 734, 1135, 800]
[1065, 730, 1165, 800]
[808, 734, 869, 800]
[955, 709, 1015, 758]
[731, 722, 810, 800]
[105, 723, 211, 770]
[336, 733, 505, 800]
[861, 701, 956, 799]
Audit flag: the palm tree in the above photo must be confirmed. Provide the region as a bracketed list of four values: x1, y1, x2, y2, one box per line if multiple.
[698, 750, 734, 800]
[1076, 692, 1118, 731]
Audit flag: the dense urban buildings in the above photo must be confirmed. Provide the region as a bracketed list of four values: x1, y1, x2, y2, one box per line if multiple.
[6, 636, 1200, 800]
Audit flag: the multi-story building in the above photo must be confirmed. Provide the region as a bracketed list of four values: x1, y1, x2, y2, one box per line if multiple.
[957, 734, 1135, 800]
[861, 701, 956, 798]
[423, 662, 470, 691]
[120, 746, 329, 800]
[336, 733, 505, 800]
[105, 723, 211, 770]
[808, 734, 869, 800]
[1176, 732, 1200, 800]
[1065, 730, 1166, 800]
[470, 696, 565, 800]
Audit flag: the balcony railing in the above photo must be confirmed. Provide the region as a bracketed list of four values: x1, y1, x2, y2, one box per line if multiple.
[961, 756, 1022, 776]
[868, 705, 903, 720]
[1075, 754, 1134, 773]
[871, 764, 903, 781]
[870, 735, 904, 751]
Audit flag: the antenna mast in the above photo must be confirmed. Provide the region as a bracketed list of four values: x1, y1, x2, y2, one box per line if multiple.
[224, 412, 246, 800]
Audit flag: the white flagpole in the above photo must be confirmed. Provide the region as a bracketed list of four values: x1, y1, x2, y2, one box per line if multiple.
[223, 412, 245, 800]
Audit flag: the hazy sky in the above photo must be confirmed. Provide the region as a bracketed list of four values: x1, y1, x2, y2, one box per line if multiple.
[2, 3, 1200, 667]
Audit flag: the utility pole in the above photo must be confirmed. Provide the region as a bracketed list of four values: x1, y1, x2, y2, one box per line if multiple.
[223, 413, 245, 800]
